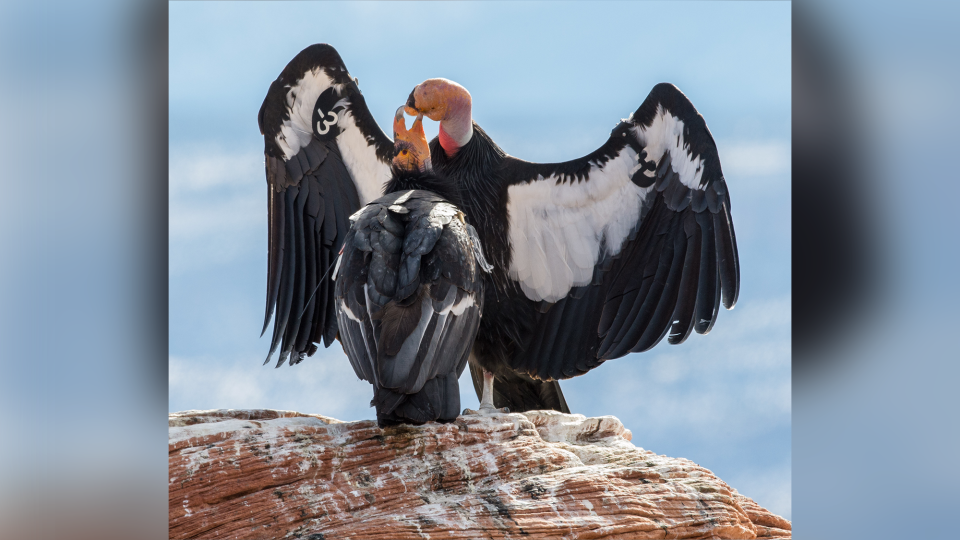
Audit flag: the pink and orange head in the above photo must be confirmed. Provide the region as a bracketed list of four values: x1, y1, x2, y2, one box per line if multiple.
[405, 78, 474, 155]
[404, 78, 471, 122]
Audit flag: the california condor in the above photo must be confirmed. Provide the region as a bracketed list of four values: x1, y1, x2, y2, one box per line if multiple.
[334, 110, 490, 427]
[405, 78, 740, 413]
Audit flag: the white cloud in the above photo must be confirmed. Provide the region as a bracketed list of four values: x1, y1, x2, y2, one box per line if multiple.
[169, 352, 374, 422]
[169, 146, 262, 196]
[717, 140, 791, 178]
[170, 349, 487, 425]
[169, 191, 263, 239]
[169, 147, 266, 274]
[565, 295, 792, 440]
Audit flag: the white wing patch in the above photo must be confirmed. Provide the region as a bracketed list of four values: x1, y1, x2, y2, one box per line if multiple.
[506, 147, 654, 303]
[274, 68, 391, 206]
[632, 105, 705, 190]
[276, 68, 335, 160]
[336, 109, 392, 205]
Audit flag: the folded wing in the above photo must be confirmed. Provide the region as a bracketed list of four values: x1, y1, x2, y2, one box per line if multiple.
[335, 191, 484, 423]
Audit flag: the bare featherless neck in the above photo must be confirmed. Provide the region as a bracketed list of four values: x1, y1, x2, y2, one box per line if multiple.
[437, 94, 472, 156]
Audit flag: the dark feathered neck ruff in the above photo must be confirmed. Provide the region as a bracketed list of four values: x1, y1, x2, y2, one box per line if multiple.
[429, 122, 505, 221]
[430, 122, 506, 182]
[384, 167, 461, 206]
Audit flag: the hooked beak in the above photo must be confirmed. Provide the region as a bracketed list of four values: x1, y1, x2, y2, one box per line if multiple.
[402, 79, 471, 122]
[405, 86, 419, 117]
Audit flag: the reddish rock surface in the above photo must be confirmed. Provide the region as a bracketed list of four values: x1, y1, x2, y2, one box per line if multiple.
[169, 409, 790, 539]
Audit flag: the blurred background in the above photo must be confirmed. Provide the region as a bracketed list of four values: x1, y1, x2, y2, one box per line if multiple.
[1, 1, 957, 539]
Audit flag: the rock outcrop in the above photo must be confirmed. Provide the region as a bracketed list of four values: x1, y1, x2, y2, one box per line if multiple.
[169, 409, 790, 539]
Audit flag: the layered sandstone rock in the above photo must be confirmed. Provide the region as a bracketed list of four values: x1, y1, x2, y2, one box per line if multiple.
[169, 409, 790, 539]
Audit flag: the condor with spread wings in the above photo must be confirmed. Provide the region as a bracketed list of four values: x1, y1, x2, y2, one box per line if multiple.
[258, 44, 394, 367]
[406, 79, 740, 413]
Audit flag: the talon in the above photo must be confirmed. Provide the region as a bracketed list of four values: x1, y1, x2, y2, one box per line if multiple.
[500, 407, 510, 413]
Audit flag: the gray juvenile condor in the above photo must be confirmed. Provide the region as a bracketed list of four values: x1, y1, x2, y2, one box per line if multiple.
[333, 110, 490, 427]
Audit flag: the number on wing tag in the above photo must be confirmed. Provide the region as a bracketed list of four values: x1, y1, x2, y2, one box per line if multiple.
[311, 87, 346, 141]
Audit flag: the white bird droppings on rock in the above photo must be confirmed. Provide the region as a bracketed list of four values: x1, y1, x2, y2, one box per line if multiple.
[169, 408, 790, 539]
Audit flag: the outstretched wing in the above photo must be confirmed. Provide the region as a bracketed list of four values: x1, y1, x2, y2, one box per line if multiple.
[259, 44, 393, 367]
[503, 83, 740, 380]
[335, 191, 483, 414]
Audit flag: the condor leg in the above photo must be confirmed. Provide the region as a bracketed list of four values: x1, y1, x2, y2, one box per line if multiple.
[462, 370, 510, 415]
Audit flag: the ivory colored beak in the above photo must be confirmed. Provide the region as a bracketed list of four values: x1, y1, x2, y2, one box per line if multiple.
[405, 85, 419, 116]
[393, 106, 407, 136]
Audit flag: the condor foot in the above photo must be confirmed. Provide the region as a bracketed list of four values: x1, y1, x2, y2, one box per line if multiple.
[462, 405, 510, 416]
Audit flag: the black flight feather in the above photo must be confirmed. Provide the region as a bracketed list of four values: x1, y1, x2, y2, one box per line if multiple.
[694, 211, 720, 335]
[667, 211, 702, 345]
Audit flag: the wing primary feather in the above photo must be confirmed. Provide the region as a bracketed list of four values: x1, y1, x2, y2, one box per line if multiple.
[610, 213, 682, 356]
[598, 201, 665, 344]
[667, 211, 702, 345]
[331, 174, 360, 333]
[703, 270, 722, 334]
[294, 191, 319, 354]
[262, 186, 285, 337]
[262, 186, 276, 337]
[601, 248, 664, 358]
[332, 162, 355, 250]
[323, 265, 339, 347]
[694, 211, 720, 334]
[610, 213, 675, 358]
[632, 218, 688, 352]
[297, 251, 338, 324]
[283, 185, 311, 365]
[321, 182, 339, 247]
[715, 201, 740, 309]
[598, 262, 651, 357]
[265, 188, 298, 365]
[601, 209, 673, 358]
[312, 247, 330, 345]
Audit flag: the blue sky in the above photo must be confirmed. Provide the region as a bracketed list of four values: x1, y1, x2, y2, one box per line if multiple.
[169, 1, 791, 518]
